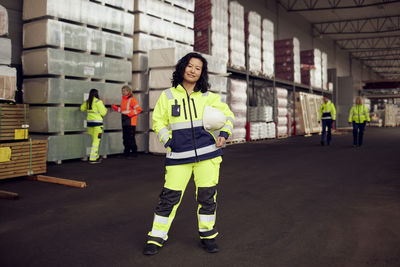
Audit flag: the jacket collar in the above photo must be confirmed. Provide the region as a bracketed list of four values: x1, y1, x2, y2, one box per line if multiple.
[122, 95, 131, 100]
[175, 83, 201, 94]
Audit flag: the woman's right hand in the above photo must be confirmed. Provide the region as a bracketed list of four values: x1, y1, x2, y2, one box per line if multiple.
[112, 104, 119, 112]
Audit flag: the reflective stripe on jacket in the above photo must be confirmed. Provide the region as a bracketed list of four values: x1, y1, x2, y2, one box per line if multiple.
[80, 97, 107, 127]
[319, 101, 336, 120]
[120, 95, 142, 126]
[153, 84, 234, 166]
[348, 104, 370, 123]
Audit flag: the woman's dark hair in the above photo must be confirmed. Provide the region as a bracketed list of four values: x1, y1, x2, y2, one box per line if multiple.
[87, 88, 99, 110]
[172, 52, 210, 93]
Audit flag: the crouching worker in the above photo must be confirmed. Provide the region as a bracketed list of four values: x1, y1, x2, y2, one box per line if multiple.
[80, 89, 107, 164]
[143, 53, 234, 255]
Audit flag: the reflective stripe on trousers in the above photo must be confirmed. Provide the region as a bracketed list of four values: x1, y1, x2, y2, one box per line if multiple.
[88, 126, 103, 161]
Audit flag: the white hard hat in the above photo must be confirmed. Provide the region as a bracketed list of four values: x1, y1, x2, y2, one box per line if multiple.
[203, 106, 226, 130]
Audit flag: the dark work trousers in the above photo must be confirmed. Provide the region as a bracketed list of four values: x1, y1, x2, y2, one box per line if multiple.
[353, 122, 366, 146]
[321, 119, 333, 144]
[122, 125, 137, 155]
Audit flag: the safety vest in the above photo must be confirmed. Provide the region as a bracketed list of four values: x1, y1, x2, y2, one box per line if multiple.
[119, 95, 142, 126]
[153, 84, 234, 166]
[348, 104, 370, 123]
[80, 97, 107, 127]
[319, 101, 336, 120]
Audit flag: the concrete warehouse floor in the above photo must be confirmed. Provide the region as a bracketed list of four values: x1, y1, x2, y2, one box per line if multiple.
[1, 127, 400, 267]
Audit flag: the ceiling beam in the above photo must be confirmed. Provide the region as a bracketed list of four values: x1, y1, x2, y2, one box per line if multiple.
[278, 0, 399, 12]
[313, 15, 400, 35]
[336, 35, 400, 50]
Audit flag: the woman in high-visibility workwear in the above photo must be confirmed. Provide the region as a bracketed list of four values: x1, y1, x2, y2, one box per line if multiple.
[348, 96, 370, 147]
[112, 86, 142, 157]
[80, 89, 107, 164]
[143, 53, 234, 255]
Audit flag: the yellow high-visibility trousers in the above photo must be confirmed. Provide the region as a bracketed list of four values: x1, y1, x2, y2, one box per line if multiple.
[88, 126, 103, 161]
[147, 156, 222, 247]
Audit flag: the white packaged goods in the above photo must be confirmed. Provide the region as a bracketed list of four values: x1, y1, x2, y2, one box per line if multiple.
[23, 19, 133, 58]
[209, 75, 228, 94]
[277, 116, 287, 126]
[301, 49, 322, 88]
[277, 98, 288, 107]
[132, 72, 149, 91]
[259, 106, 273, 122]
[246, 11, 262, 74]
[101, 0, 134, 11]
[168, 0, 195, 11]
[149, 131, 167, 154]
[0, 37, 11, 65]
[23, 78, 122, 104]
[134, 33, 193, 52]
[322, 52, 328, 90]
[201, 53, 228, 74]
[135, 13, 194, 45]
[195, 0, 229, 62]
[275, 38, 301, 83]
[277, 107, 288, 116]
[277, 125, 287, 135]
[22, 48, 132, 82]
[228, 1, 245, 69]
[133, 92, 149, 111]
[276, 88, 288, 98]
[149, 47, 192, 69]
[228, 78, 247, 142]
[149, 89, 163, 110]
[0, 5, 8, 36]
[23, 0, 134, 35]
[266, 122, 276, 138]
[0, 66, 16, 101]
[249, 107, 258, 122]
[230, 128, 246, 141]
[149, 68, 174, 89]
[134, 0, 194, 28]
[262, 18, 274, 77]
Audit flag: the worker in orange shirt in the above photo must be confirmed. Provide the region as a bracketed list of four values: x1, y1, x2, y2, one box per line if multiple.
[112, 86, 142, 157]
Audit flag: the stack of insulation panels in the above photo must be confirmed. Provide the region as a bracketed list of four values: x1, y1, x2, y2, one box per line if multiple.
[245, 11, 262, 74]
[22, 0, 134, 162]
[274, 38, 301, 83]
[262, 18, 274, 77]
[0, 5, 16, 101]
[194, 0, 229, 64]
[321, 52, 328, 91]
[228, 1, 245, 70]
[276, 88, 289, 137]
[295, 92, 322, 135]
[301, 49, 322, 89]
[228, 79, 247, 142]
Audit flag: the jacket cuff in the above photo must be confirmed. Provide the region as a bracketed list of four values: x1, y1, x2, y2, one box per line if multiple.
[219, 131, 229, 139]
[164, 138, 172, 148]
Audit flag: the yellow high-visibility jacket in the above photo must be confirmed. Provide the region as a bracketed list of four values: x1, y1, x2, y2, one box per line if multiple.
[348, 104, 370, 123]
[80, 97, 107, 126]
[319, 101, 336, 121]
[153, 84, 234, 166]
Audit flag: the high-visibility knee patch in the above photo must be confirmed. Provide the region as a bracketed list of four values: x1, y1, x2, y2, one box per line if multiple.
[197, 186, 216, 215]
[155, 187, 182, 217]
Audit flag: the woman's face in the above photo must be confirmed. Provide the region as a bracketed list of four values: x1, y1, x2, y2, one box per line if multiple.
[122, 88, 129, 96]
[356, 97, 362, 105]
[183, 57, 203, 84]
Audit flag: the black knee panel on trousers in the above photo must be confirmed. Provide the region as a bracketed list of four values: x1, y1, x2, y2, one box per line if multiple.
[197, 186, 217, 215]
[155, 187, 182, 217]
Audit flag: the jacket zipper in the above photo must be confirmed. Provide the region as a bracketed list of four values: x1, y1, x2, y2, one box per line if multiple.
[186, 92, 198, 161]
[191, 99, 198, 118]
[182, 98, 187, 120]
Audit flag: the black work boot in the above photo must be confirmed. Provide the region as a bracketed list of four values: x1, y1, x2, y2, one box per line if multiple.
[143, 243, 161, 256]
[201, 238, 219, 253]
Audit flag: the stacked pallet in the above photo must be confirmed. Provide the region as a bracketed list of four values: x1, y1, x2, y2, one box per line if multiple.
[322, 52, 328, 90]
[301, 49, 322, 89]
[22, 0, 134, 162]
[194, 0, 229, 63]
[228, 1, 245, 70]
[0, 5, 16, 101]
[262, 18, 274, 77]
[0, 140, 47, 180]
[274, 38, 301, 83]
[0, 104, 29, 141]
[276, 88, 289, 137]
[228, 79, 247, 142]
[245, 11, 262, 74]
[295, 92, 322, 135]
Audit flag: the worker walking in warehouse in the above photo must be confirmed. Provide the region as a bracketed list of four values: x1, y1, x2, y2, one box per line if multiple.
[318, 95, 336, 146]
[349, 96, 370, 147]
[112, 86, 142, 158]
[80, 88, 107, 164]
[143, 53, 234, 256]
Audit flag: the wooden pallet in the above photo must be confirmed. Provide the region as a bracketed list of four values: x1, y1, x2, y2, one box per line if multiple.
[226, 139, 246, 145]
[277, 134, 289, 139]
[0, 140, 47, 180]
[0, 104, 29, 141]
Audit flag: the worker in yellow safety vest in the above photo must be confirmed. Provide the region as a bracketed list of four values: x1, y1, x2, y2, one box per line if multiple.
[80, 89, 107, 164]
[348, 96, 370, 147]
[143, 53, 234, 256]
[318, 96, 336, 146]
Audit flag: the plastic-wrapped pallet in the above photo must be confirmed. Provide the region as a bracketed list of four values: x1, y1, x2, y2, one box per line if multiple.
[275, 87, 288, 137]
[249, 122, 260, 140]
[266, 122, 276, 138]
[274, 38, 301, 83]
[195, 0, 229, 62]
[0, 66, 16, 101]
[245, 11, 262, 74]
[262, 18, 274, 77]
[249, 107, 258, 122]
[0, 4, 9, 36]
[228, 78, 247, 142]
[258, 106, 273, 122]
[321, 52, 328, 90]
[228, 1, 245, 69]
[301, 49, 322, 89]
[0, 38, 11, 65]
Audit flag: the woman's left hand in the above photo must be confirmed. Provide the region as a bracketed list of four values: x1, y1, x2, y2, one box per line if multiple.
[216, 136, 226, 147]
